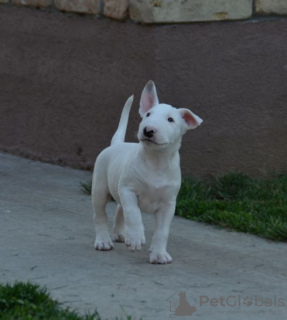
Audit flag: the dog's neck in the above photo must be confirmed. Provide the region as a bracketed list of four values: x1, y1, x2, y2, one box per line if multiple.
[138, 139, 182, 171]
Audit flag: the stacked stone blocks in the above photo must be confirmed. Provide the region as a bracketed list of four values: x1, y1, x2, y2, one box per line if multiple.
[2, 0, 287, 22]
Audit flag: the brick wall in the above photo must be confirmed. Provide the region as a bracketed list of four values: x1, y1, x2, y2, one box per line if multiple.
[1, 0, 287, 22]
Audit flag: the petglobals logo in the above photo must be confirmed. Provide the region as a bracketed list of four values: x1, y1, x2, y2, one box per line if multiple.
[200, 295, 285, 308]
[166, 292, 285, 318]
[166, 292, 196, 318]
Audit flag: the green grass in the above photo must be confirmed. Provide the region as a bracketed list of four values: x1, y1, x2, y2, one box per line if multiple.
[0, 282, 99, 320]
[176, 173, 287, 241]
[82, 173, 287, 241]
[80, 181, 92, 195]
[0, 282, 136, 320]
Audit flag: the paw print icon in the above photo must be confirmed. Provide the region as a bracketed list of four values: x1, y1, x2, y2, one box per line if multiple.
[242, 296, 253, 307]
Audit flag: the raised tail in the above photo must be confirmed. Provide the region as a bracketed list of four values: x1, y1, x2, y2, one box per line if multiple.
[111, 95, 134, 145]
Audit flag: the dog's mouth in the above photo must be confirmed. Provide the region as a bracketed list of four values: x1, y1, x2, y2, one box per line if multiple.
[141, 139, 167, 147]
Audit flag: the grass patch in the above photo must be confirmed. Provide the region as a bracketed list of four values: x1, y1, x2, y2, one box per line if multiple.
[0, 282, 136, 320]
[80, 180, 92, 195]
[81, 173, 287, 241]
[176, 173, 287, 241]
[0, 282, 99, 320]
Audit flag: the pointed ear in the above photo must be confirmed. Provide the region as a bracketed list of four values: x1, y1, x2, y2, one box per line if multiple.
[139, 80, 159, 117]
[180, 108, 203, 130]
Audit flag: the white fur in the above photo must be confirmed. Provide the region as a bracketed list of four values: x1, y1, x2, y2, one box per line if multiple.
[92, 81, 203, 264]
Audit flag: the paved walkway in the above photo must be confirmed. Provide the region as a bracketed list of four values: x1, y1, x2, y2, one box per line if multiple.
[0, 153, 286, 320]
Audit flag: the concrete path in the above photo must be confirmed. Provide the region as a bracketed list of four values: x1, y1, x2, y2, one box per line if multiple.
[0, 152, 286, 320]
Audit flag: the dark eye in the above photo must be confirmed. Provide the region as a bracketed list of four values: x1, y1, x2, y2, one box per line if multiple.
[168, 117, 174, 122]
[146, 112, 150, 117]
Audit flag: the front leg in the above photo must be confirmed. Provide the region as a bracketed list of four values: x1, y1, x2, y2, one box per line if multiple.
[149, 202, 176, 264]
[119, 188, 146, 251]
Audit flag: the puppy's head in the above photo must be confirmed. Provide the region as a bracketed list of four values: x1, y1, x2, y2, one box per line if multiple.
[137, 81, 203, 151]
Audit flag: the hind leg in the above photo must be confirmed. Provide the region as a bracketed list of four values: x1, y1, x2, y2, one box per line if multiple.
[113, 204, 125, 242]
[92, 182, 113, 251]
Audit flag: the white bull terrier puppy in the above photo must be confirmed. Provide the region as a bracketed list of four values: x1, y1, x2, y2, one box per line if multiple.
[92, 81, 203, 264]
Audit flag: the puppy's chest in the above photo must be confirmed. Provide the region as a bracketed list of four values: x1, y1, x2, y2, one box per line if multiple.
[136, 181, 178, 213]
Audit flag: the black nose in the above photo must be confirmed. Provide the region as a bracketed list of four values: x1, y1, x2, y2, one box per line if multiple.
[144, 127, 155, 138]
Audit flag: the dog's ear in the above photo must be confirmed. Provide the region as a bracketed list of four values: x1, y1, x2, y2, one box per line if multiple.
[139, 80, 159, 117]
[180, 109, 203, 130]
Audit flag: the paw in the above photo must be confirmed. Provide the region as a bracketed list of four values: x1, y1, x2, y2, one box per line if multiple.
[125, 227, 146, 251]
[112, 225, 125, 243]
[94, 233, 113, 251]
[149, 249, 172, 264]
[112, 232, 125, 243]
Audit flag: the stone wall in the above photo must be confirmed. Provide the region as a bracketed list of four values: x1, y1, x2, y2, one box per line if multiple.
[1, 0, 287, 23]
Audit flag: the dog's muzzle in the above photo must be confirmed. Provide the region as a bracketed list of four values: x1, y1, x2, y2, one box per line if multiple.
[143, 127, 155, 139]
